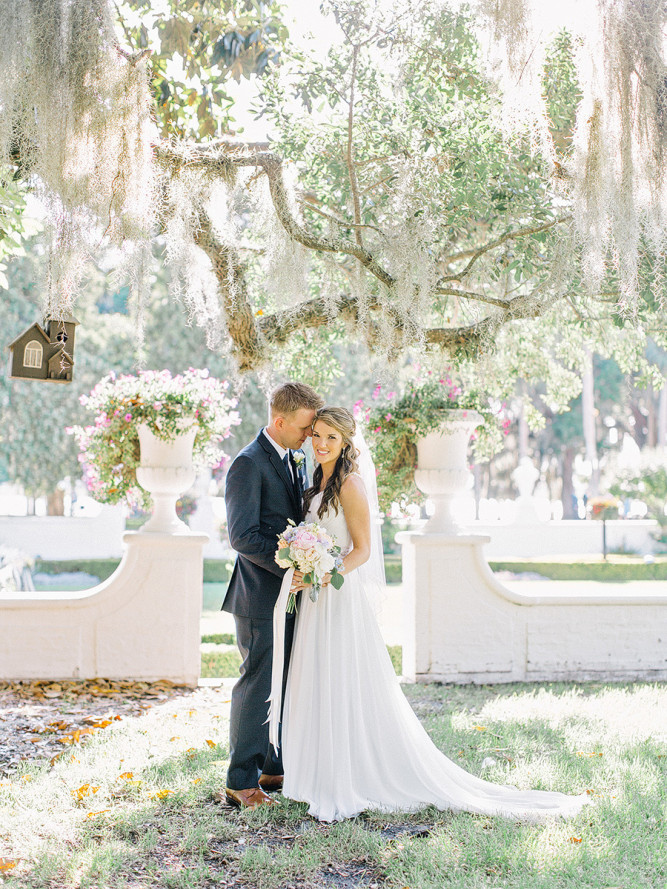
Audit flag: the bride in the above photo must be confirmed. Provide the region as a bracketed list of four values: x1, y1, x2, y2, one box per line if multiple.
[271, 406, 589, 823]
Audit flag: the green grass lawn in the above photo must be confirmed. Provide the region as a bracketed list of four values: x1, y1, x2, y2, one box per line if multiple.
[490, 555, 667, 582]
[1, 681, 664, 888]
[200, 641, 403, 678]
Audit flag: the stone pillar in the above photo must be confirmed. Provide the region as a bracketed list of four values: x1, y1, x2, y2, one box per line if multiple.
[398, 410, 493, 682]
[397, 531, 517, 683]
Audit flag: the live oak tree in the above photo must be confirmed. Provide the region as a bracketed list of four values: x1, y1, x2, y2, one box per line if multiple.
[1, 0, 666, 393]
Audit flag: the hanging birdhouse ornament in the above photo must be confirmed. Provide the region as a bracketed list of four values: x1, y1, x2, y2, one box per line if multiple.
[7, 313, 79, 383]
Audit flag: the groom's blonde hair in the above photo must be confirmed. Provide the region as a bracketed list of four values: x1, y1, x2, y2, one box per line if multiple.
[269, 382, 324, 418]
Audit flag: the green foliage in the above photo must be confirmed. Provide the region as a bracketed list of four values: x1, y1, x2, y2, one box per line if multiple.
[0, 244, 244, 498]
[200, 632, 235, 645]
[0, 380, 83, 499]
[610, 464, 667, 534]
[119, 0, 288, 138]
[0, 172, 35, 290]
[33, 556, 398, 587]
[200, 640, 404, 678]
[384, 554, 402, 584]
[386, 644, 402, 676]
[542, 30, 583, 155]
[260, 1, 560, 307]
[270, 328, 346, 393]
[202, 560, 234, 583]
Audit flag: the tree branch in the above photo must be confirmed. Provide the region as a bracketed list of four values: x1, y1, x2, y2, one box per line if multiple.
[193, 215, 265, 371]
[434, 286, 515, 309]
[156, 142, 568, 369]
[437, 216, 571, 284]
[346, 45, 364, 249]
[297, 195, 385, 237]
[156, 141, 397, 289]
[426, 289, 560, 353]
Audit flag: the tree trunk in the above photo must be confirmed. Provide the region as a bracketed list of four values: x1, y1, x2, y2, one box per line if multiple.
[517, 383, 529, 460]
[629, 401, 648, 448]
[47, 488, 65, 516]
[646, 384, 657, 447]
[582, 347, 599, 496]
[561, 446, 577, 519]
[659, 380, 667, 448]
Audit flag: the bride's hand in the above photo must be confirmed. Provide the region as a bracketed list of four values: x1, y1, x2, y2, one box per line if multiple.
[291, 569, 308, 591]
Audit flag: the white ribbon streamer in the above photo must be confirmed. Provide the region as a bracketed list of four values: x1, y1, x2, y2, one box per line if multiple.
[267, 566, 294, 754]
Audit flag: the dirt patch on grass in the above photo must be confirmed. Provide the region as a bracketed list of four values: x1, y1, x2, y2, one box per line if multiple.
[0, 679, 232, 776]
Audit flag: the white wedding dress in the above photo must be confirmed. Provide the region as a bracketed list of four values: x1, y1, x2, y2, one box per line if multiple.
[278, 493, 590, 823]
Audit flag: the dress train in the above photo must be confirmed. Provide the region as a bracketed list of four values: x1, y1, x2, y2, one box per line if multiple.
[277, 497, 589, 823]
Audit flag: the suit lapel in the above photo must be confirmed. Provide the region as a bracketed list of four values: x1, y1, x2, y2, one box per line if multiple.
[257, 431, 300, 511]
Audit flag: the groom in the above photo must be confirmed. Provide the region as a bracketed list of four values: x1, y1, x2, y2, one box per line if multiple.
[220, 381, 324, 808]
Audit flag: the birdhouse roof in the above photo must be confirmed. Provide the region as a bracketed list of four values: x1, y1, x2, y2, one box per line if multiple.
[44, 312, 80, 325]
[7, 322, 50, 350]
[48, 347, 74, 367]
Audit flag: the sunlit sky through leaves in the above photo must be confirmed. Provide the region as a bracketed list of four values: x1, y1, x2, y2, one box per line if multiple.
[230, 0, 600, 140]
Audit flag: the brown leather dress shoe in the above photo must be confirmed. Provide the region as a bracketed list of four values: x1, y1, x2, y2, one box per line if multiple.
[259, 773, 284, 792]
[221, 786, 277, 809]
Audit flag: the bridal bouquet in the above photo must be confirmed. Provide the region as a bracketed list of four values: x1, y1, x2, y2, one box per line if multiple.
[275, 520, 345, 613]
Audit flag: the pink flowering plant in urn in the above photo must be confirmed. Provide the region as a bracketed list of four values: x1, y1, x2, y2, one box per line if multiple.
[360, 374, 507, 512]
[70, 368, 240, 508]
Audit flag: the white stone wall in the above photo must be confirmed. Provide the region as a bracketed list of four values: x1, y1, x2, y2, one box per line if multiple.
[398, 531, 667, 684]
[473, 519, 658, 560]
[0, 507, 126, 560]
[0, 532, 208, 685]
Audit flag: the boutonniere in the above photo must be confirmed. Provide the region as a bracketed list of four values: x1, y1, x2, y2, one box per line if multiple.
[292, 451, 306, 470]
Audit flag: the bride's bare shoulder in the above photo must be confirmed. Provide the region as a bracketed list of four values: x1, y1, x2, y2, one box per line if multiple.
[340, 473, 369, 508]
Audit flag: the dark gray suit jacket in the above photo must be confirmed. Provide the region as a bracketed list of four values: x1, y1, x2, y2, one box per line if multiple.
[223, 430, 304, 619]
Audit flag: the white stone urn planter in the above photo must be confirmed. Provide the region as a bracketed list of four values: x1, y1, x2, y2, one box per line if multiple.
[414, 409, 483, 534]
[136, 421, 197, 534]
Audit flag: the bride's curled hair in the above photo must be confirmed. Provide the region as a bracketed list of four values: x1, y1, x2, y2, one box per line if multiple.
[303, 407, 359, 520]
